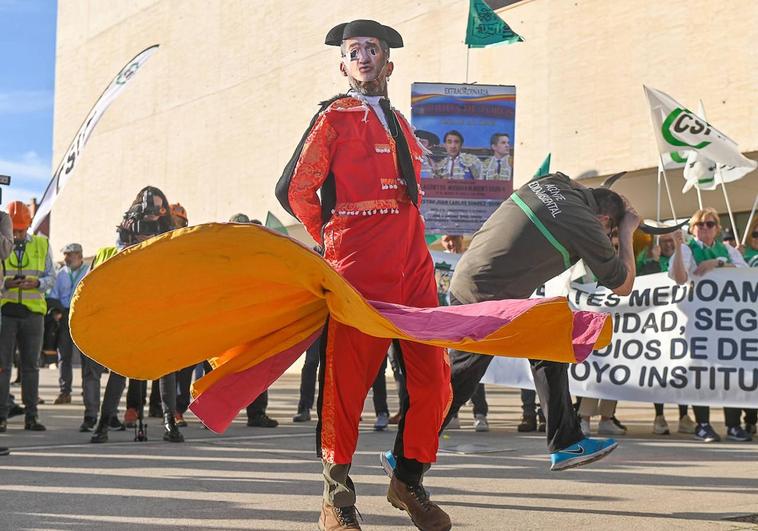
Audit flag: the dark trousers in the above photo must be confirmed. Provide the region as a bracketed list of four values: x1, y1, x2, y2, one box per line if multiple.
[176, 364, 196, 414]
[0, 313, 44, 418]
[371, 358, 390, 416]
[81, 354, 105, 419]
[445, 350, 582, 452]
[103, 373, 177, 420]
[388, 339, 408, 406]
[56, 309, 79, 394]
[246, 391, 268, 418]
[297, 337, 321, 413]
[693, 406, 742, 428]
[654, 403, 688, 417]
[470, 383, 488, 416]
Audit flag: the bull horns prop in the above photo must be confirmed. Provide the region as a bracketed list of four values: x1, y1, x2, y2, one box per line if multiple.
[599, 171, 688, 235]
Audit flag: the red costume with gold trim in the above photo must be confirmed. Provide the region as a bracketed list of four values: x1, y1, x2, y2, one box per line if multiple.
[284, 95, 451, 465]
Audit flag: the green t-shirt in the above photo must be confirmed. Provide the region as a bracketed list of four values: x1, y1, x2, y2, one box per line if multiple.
[744, 247, 758, 268]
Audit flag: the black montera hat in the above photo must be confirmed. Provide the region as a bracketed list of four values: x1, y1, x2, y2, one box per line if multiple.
[325, 19, 403, 48]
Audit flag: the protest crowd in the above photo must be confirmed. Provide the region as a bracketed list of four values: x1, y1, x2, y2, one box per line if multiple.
[2, 5, 758, 528]
[1, 180, 756, 460]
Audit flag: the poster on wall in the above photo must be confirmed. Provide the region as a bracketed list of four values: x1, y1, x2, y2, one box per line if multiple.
[411, 82, 516, 235]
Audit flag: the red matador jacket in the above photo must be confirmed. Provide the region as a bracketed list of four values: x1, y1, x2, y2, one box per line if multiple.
[277, 96, 434, 280]
[276, 95, 431, 301]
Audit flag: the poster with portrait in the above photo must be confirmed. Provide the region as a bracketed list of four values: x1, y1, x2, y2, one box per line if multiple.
[411, 82, 516, 235]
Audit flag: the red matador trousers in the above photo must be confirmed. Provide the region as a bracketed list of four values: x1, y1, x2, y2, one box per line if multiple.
[317, 203, 451, 466]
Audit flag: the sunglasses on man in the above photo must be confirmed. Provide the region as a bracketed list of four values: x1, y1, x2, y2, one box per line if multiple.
[694, 221, 718, 229]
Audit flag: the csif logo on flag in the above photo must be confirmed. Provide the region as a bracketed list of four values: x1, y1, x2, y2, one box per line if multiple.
[660, 107, 718, 149]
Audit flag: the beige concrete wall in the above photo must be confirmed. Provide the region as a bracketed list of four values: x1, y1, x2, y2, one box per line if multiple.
[51, 0, 758, 257]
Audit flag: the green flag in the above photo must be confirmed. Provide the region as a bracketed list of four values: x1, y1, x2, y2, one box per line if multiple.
[425, 234, 442, 246]
[465, 0, 524, 48]
[265, 211, 288, 235]
[533, 153, 551, 179]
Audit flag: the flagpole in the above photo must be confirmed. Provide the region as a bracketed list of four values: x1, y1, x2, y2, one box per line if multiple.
[695, 184, 703, 210]
[717, 167, 740, 243]
[465, 47, 470, 83]
[657, 154, 679, 221]
[741, 193, 758, 247]
[656, 163, 662, 223]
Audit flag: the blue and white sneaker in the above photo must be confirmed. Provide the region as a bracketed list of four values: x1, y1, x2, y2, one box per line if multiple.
[550, 437, 618, 471]
[379, 450, 396, 477]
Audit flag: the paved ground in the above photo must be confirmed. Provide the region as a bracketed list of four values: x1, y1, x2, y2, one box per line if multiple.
[0, 368, 757, 530]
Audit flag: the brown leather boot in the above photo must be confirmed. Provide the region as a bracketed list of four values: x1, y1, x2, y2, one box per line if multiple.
[318, 502, 362, 530]
[387, 475, 451, 531]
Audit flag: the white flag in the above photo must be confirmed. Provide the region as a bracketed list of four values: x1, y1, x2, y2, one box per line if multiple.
[681, 100, 756, 193]
[643, 85, 757, 170]
[31, 45, 160, 233]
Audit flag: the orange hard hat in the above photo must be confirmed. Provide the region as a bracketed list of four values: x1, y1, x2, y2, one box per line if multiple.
[8, 201, 32, 230]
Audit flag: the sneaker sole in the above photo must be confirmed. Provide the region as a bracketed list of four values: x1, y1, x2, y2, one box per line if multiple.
[550, 441, 618, 471]
[379, 452, 395, 478]
[653, 428, 670, 435]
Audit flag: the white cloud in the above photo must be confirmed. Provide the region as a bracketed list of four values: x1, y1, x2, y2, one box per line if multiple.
[0, 90, 54, 115]
[0, 151, 50, 205]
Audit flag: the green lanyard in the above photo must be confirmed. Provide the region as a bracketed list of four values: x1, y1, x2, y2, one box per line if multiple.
[511, 192, 571, 270]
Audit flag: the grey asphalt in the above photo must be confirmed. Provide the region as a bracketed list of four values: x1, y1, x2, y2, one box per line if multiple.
[0, 368, 756, 530]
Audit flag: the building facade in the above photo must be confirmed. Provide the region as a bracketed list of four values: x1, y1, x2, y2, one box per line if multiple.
[50, 0, 758, 256]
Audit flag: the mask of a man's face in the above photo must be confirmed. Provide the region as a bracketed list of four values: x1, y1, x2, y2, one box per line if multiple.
[340, 37, 392, 96]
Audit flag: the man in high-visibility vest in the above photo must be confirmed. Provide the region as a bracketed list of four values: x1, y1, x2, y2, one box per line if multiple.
[0, 201, 56, 433]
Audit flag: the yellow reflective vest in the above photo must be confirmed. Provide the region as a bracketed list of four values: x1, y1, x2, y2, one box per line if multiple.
[1, 235, 50, 315]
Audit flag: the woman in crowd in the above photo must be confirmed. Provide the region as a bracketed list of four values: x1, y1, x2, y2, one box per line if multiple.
[669, 207, 751, 443]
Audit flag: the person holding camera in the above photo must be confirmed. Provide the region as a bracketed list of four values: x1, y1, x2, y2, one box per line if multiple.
[89, 186, 184, 444]
[0, 201, 55, 433]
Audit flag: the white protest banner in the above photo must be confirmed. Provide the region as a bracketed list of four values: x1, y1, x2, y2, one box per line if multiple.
[483, 270, 758, 407]
[31, 45, 160, 233]
[643, 86, 757, 171]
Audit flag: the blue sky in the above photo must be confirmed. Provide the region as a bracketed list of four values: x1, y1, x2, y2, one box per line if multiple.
[0, 0, 57, 205]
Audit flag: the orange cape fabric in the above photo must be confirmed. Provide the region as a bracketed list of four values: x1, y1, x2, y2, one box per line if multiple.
[70, 224, 612, 431]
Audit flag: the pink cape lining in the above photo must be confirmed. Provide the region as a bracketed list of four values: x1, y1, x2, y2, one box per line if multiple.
[189, 298, 608, 433]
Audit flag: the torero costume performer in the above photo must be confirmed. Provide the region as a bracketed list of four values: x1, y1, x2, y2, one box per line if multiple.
[276, 19, 452, 531]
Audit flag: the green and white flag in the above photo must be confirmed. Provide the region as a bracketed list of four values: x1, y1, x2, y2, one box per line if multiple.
[465, 0, 523, 48]
[644, 85, 756, 171]
[681, 101, 755, 192]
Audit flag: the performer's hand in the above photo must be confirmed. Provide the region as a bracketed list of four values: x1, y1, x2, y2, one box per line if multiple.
[672, 229, 685, 246]
[619, 197, 640, 233]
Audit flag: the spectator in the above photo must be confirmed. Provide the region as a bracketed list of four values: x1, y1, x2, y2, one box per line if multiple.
[669, 207, 751, 442]
[0, 201, 55, 433]
[579, 399, 625, 436]
[50, 243, 89, 407]
[744, 217, 758, 268]
[440, 234, 490, 432]
[637, 233, 696, 435]
[229, 213, 278, 428]
[90, 186, 184, 443]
